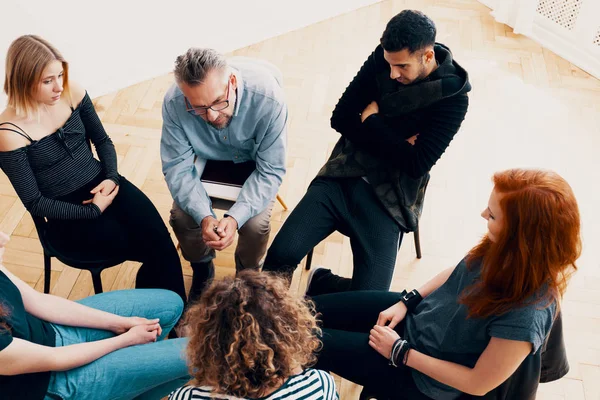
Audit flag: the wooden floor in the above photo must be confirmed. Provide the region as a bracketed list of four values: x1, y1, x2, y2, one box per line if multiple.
[2, 0, 599, 399]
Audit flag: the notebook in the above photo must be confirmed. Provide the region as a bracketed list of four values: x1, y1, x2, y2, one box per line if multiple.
[200, 160, 256, 202]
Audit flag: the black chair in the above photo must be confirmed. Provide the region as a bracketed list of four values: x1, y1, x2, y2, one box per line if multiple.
[32, 215, 126, 294]
[305, 174, 430, 270]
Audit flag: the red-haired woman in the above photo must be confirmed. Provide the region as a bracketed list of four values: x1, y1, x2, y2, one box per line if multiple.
[309, 169, 580, 400]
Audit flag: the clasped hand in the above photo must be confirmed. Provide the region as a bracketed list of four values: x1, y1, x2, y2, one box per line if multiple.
[113, 316, 162, 345]
[82, 179, 119, 213]
[201, 215, 238, 251]
[368, 301, 408, 359]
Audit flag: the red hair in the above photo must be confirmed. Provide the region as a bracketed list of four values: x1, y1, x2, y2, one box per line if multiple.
[461, 169, 581, 318]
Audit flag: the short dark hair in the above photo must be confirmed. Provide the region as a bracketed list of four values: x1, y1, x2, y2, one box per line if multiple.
[380, 10, 436, 53]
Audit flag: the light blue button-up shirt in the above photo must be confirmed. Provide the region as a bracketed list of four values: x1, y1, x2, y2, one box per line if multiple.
[161, 58, 287, 228]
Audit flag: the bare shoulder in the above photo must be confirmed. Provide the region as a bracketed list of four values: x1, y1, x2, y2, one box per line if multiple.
[68, 81, 87, 107]
[0, 109, 30, 152]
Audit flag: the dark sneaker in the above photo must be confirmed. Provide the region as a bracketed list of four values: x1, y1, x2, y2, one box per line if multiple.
[304, 265, 332, 297]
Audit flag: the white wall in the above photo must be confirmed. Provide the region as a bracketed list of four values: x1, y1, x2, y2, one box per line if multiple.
[0, 0, 380, 106]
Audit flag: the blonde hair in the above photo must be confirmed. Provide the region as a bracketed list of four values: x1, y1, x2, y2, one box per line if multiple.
[3, 35, 70, 118]
[183, 270, 322, 398]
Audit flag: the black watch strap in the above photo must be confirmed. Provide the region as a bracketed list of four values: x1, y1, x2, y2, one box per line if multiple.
[400, 289, 423, 313]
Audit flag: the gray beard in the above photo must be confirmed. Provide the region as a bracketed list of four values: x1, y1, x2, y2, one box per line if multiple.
[209, 116, 232, 130]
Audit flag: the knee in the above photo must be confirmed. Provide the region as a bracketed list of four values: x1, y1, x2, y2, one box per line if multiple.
[239, 215, 271, 239]
[169, 204, 199, 233]
[157, 290, 185, 324]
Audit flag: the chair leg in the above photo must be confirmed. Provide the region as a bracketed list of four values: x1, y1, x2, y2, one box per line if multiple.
[414, 227, 422, 259]
[91, 270, 104, 294]
[44, 254, 52, 294]
[305, 248, 314, 270]
[276, 194, 289, 211]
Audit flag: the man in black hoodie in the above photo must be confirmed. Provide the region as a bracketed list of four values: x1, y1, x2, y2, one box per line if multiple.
[264, 10, 472, 295]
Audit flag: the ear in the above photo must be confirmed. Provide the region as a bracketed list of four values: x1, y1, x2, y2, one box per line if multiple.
[423, 48, 435, 64]
[230, 73, 238, 91]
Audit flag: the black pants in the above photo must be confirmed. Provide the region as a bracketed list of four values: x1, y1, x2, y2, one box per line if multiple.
[263, 177, 403, 292]
[312, 291, 432, 400]
[47, 174, 187, 302]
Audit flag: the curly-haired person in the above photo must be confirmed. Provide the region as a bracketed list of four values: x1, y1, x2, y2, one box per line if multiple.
[169, 270, 339, 400]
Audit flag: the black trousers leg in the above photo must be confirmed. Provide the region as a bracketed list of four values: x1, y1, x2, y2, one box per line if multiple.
[48, 176, 186, 302]
[312, 291, 431, 400]
[263, 178, 345, 279]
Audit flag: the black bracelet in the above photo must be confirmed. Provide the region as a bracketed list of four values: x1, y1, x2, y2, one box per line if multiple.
[398, 340, 411, 366]
[400, 289, 423, 313]
[389, 338, 402, 367]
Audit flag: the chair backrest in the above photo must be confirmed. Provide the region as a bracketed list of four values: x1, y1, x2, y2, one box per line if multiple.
[458, 311, 567, 400]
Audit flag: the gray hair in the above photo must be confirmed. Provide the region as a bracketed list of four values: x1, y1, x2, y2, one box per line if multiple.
[173, 48, 227, 86]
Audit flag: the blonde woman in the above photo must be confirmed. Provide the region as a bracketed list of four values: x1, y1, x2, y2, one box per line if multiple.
[0, 35, 186, 301]
[170, 270, 339, 400]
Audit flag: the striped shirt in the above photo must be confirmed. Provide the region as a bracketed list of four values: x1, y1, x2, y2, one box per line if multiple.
[0, 92, 118, 219]
[169, 369, 339, 400]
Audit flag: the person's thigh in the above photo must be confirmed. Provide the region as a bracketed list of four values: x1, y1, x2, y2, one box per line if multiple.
[312, 291, 403, 332]
[346, 180, 403, 291]
[46, 338, 189, 400]
[169, 201, 214, 263]
[52, 289, 183, 345]
[236, 200, 274, 270]
[263, 178, 344, 274]
[315, 329, 415, 396]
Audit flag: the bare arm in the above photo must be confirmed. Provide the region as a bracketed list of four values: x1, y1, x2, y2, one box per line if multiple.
[1, 334, 128, 375]
[1, 266, 151, 334]
[0, 323, 160, 376]
[406, 337, 532, 396]
[418, 266, 455, 298]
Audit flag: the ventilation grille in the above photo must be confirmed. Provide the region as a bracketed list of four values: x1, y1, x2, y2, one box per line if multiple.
[536, 0, 583, 31]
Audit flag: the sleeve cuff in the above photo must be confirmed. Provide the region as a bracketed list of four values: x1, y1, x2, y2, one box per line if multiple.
[225, 203, 251, 229]
[107, 175, 121, 185]
[189, 206, 216, 227]
[89, 203, 102, 218]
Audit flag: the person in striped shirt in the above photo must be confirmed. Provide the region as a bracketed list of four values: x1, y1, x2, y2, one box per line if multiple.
[169, 270, 339, 400]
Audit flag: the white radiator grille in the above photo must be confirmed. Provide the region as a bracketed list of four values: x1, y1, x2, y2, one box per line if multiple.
[536, 0, 583, 31]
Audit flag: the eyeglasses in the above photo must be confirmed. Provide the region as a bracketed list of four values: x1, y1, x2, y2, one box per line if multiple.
[185, 79, 231, 116]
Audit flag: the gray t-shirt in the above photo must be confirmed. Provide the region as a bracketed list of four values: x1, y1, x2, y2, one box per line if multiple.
[404, 258, 555, 400]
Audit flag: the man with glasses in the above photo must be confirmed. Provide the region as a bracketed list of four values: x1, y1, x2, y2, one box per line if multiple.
[161, 48, 287, 301]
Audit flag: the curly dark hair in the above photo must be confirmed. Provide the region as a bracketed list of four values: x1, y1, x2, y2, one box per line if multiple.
[380, 10, 437, 53]
[182, 270, 322, 398]
[0, 304, 9, 332]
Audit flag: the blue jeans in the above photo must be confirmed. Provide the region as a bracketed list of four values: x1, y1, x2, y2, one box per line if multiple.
[44, 289, 190, 400]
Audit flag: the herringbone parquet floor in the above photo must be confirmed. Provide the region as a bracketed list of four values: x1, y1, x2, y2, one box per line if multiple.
[2, 0, 599, 398]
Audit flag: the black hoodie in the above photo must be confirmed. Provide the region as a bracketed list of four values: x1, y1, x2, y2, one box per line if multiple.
[318, 43, 471, 232]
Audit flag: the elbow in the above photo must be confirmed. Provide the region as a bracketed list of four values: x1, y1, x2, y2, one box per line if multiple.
[330, 113, 341, 131]
[463, 380, 497, 397]
[468, 386, 493, 397]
